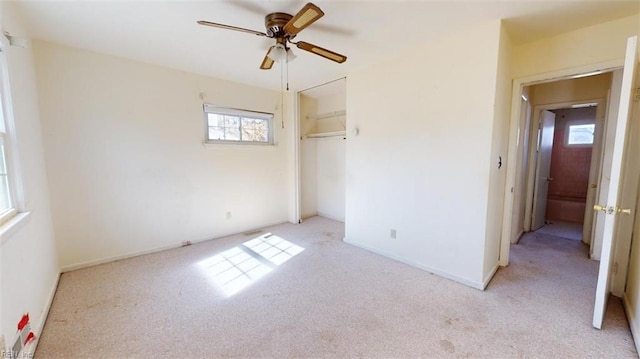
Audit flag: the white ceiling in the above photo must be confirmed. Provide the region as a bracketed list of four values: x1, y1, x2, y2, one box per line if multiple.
[13, 0, 640, 93]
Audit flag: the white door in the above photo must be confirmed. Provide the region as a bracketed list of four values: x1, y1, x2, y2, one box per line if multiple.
[531, 110, 556, 231]
[582, 113, 605, 245]
[592, 36, 638, 329]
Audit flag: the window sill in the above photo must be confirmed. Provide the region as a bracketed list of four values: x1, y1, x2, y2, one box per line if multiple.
[0, 211, 32, 245]
[202, 141, 278, 149]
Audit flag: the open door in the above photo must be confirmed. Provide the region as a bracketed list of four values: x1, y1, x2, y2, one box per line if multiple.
[531, 110, 556, 231]
[583, 111, 606, 246]
[592, 36, 638, 329]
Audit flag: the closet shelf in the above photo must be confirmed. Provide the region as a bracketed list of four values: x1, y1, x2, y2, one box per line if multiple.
[307, 110, 346, 120]
[302, 130, 346, 139]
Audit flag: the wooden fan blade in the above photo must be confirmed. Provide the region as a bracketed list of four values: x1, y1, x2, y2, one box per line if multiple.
[197, 20, 267, 37]
[283, 3, 324, 36]
[260, 50, 274, 70]
[296, 41, 347, 63]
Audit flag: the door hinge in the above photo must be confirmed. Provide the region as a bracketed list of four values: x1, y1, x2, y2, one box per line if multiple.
[634, 88, 640, 102]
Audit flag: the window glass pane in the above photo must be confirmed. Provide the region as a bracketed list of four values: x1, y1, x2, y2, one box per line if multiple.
[0, 143, 6, 175]
[242, 128, 257, 141]
[568, 124, 595, 145]
[0, 175, 9, 213]
[224, 116, 240, 128]
[207, 113, 224, 127]
[241, 118, 268, 142]
[226, 126, 240, 141]
[208, 127, 225, 141]
[0, 143, 11, 213]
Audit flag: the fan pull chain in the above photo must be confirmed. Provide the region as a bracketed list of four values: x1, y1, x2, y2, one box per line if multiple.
[280, 60, 285, 129]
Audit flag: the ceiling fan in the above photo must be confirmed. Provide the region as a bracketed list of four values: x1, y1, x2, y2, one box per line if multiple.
[197, 2, 347, 70]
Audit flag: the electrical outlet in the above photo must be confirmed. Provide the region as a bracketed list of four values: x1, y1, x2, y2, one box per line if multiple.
[225, 212, 232, 220]
[390, 229, 397, 239]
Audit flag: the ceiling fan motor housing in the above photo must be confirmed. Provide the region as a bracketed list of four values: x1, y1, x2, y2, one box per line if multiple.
[265, 12, 293, 38]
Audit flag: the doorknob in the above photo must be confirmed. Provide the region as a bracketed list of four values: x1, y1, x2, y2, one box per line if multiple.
[594, 204, 614, 214]
[617, 208, 632, 215]
[595, 204, 631, 215]
[546, 177, 554, 182]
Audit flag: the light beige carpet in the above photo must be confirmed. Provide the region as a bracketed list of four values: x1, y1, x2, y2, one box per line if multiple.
[36, 217, 636, 358]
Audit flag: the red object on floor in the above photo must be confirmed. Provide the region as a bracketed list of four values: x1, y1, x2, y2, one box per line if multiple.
[17, 313, 29, 331]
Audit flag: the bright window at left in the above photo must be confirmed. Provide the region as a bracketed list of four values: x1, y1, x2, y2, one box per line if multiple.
[0, 138, 12, 213]
[0, 50, 18, 226]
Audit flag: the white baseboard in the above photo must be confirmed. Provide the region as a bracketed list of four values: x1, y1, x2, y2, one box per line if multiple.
[60, 221, 288, 273]
[483, 262, 500, 289]
[512, 230, 524, 244]
[29, 272, 60, 356]
[60, 242, 184, 273]
[316, 212, 345, 223]
[343, 237, 484, 290]
[623, 293, 640, 355]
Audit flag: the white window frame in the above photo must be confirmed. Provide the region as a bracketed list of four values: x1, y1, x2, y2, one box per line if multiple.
[204, 104, 274, 145]
[0, 37, 25, 228]
[565, 120, 596, 147]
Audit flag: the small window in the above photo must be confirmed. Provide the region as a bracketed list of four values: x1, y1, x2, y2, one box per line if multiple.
[204, 105, 273, 145]
[0, 137, 13, 216]
[566, 123, 595, 146]
[0, 49, 18, 226]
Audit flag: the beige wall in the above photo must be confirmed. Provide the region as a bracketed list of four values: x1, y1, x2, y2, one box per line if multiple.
[530, 73, 613, 106]
[622, 67, 640, 353]
[513, 15, 639, 79]
[345, 20, 503, 288]
[0, 2, 59, 354]
[626, 106, 640, 348]
[33, 41, 293, 270]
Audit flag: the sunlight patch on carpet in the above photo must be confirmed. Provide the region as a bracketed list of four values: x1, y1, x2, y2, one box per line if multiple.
[198, 233, 304, 297]
[243, 233, 305, 265]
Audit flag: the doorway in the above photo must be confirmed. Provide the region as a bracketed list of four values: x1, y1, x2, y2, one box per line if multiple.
[533, 106, 599, 240]
[499, 36, 639, 330]
[518, 72, 612, 258]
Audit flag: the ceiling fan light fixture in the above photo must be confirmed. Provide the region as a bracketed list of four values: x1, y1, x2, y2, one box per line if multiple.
[267, 43, 296, 63]
[267, 44, 287, 62]
[286, 48, 297, 62]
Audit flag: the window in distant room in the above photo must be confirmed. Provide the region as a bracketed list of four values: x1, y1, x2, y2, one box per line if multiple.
[566, 122, 595, 146]
[204, 105, 273, 145]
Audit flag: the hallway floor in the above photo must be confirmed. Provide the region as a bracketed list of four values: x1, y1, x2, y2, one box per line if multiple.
[535, 220, 583, 241]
